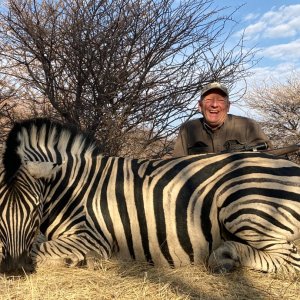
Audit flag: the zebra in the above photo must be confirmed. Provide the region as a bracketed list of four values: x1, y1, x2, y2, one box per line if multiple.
[0, 118, 300, 275]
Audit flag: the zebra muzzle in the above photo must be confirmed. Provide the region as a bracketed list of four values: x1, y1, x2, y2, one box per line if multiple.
[0, 251, 34, 275]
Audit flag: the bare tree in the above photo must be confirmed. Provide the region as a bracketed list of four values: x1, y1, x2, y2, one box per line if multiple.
[0, 74, 22, 145]
[0, 72, 56, 146]
[0, 0, 255, 157]
[245, 74, 300, 163]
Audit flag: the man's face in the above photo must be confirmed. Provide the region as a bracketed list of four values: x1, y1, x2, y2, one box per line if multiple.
[198, 90, 230, 128]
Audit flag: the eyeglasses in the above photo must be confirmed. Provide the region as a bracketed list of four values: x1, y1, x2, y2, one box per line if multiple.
[202, 99, 227, 104]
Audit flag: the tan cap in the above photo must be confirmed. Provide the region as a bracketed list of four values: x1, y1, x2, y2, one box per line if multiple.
[201, 82, 228, 98]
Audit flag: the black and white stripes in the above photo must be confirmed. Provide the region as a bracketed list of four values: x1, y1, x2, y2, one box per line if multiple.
[0, 118, 300, 274]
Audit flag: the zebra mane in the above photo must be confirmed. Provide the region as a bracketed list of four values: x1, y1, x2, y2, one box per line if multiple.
[3, 118, 100, 183]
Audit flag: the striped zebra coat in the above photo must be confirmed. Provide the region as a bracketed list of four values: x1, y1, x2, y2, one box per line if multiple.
[0, 118, 300, 274]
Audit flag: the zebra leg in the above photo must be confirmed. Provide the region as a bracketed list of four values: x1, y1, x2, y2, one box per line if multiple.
[31, 234, 111, 268]
[31, 237, 83, 267]
[208, 240, 300, 273]
[208, 242, 240, 273]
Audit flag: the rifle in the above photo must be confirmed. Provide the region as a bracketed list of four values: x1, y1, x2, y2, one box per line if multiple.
[223, 140, 300, 157]
[222, 141, 268, 153]
[261, 144, 300, 157]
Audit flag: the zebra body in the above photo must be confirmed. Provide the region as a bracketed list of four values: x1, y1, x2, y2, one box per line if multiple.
[0, 118, 300, 273]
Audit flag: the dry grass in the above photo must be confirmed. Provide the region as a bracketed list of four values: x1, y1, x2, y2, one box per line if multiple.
[0, 259, 300, 300]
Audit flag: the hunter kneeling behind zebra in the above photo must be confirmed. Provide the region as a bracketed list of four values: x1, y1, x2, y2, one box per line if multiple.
[0, 118, 300, 275]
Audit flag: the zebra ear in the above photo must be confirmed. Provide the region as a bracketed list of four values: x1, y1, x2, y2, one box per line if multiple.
[24, 161, 63, 179]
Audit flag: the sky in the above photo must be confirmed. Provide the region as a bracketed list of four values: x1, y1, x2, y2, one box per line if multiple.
[216, 0, 300, 116]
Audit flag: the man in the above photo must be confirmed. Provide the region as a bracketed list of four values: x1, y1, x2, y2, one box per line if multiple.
[173, 82, 271, 156]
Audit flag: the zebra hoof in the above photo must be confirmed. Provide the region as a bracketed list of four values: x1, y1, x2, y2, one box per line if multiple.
[84, 251, 104, 269]
[64, 255, 80, 267]
[208, 243, 240, 273]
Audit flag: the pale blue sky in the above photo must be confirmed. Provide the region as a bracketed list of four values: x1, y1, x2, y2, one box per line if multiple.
[223, 0, 300, 79]
[216, 1, 300, 115]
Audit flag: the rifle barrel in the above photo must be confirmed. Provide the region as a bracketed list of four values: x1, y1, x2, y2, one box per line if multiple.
[262, 144, 300, 156]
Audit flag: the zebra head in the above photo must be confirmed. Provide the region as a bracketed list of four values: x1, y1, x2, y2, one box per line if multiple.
[0, 161, 62, 274]
[0, 119, 65, 274]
